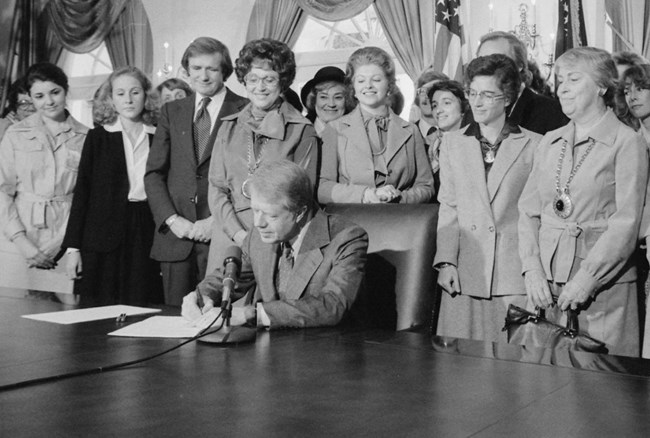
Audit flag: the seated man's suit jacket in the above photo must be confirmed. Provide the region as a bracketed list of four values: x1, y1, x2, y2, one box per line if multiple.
[196, 209, 369, 328]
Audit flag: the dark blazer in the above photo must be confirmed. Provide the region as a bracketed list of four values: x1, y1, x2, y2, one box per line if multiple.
[63, 126, 149, 252]
[508, 87, 568, 135]
[197, 209, 369, 328]
[145, 89, 248, 262]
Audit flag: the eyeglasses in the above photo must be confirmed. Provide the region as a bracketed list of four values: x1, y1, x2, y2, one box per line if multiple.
[465, 89, 505, 104]
[17, 99, 35, 110]
[245, 74, 280, 88]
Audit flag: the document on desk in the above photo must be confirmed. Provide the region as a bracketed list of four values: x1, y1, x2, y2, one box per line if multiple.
[22, 305, 161, 325]
[108, 316, 201, 338]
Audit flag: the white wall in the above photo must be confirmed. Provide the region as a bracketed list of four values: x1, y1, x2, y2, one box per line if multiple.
[142, 0, 256, 95]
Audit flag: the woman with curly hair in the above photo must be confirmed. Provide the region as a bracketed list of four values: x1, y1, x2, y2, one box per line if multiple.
[318, 46, 434, 204]
[62, 66, 163, 306]
[207, 38, 318, 273]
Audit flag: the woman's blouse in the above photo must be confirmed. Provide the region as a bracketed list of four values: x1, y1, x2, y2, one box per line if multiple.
[104, 119, 156, 201]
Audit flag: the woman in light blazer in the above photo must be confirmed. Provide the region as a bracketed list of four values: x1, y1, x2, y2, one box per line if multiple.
[318, 46, 434, 204]
[520, 48, 648, 357]
[434, 54, 541, 342]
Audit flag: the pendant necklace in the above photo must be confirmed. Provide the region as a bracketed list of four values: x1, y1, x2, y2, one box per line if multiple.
[241, 132, 269, 199]
[484, 144, 496, 163]
[553, 138, 596, 219]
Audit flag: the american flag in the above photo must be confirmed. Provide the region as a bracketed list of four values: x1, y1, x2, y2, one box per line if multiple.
[432, 0, 467, 81]
[555, 0, 588, 59]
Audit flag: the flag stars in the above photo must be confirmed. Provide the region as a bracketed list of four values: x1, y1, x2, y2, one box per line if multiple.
[442, 9, 451, 21]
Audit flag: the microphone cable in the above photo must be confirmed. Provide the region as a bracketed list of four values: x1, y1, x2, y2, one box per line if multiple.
[0, 310, 226, 392]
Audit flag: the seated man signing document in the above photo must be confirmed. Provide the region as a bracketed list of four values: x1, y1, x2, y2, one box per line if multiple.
[182, 160, 368, 328]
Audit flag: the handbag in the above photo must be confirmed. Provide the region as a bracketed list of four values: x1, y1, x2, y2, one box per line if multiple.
[502, 304, 609, 354]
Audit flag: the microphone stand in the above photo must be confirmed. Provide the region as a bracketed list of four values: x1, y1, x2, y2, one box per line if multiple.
[198, 288, 257, 345]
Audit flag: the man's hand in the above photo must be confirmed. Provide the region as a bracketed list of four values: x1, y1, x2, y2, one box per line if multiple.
[169, 216, 194, 239]
[188, 216, 213, 243]
[181, 291, 215, 321]
[229, 305, 257, 326]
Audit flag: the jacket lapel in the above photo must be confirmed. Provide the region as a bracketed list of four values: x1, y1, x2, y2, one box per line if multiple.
[178, 95, 198, 166]
[284, 211, 329, 300]
[340, 108, 375, 186]
[198, 88, 246, 166]
[254, 239, 281, 302]
[486, 132, 528, 202]
[459, 131, 491, 208]
[385, 112, 412, 165]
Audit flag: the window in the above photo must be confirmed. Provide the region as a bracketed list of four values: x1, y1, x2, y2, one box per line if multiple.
[293, 6, 414, 119]
[58, 43, 112, 127]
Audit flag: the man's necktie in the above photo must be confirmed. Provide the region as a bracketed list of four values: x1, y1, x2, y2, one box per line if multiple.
[193, 97, 212, 161]
[275, 242, 294, 299]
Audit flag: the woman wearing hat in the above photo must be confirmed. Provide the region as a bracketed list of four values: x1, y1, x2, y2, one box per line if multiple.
[301, 66, 355, 136]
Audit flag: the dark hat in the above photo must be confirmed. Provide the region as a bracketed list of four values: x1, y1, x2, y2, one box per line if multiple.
[300, 66, 346, 108]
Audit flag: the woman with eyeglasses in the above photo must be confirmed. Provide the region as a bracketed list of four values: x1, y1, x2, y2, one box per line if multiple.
[0, 78, 37, 141]
[519, 48, 648, 357]
[206, 38, 318, 273]
[318, 46, 434, 204]
[434, 54, 541, 342]
[0, 63, 88, 301]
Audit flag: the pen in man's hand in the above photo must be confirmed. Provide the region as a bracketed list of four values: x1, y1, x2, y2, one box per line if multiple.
[195, 291, 205, 314]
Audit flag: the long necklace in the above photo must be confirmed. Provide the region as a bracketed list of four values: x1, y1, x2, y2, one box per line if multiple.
[553, 138, 596, 218]
[241, 132, 269, 199]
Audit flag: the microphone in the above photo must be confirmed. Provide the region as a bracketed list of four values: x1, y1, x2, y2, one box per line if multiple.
[221, 246, 242, 311]
[199, 245, 255, 345]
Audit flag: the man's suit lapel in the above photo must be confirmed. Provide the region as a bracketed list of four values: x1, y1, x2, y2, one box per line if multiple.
[385, 112, 411, 165]
[285, 211, 330, 300]
[198, 89, 247, 166]
[254, 240, 281, 302]
[284, 211, 329, 300]
[179, 95, 198, 166]
[486, 132, 527, 202]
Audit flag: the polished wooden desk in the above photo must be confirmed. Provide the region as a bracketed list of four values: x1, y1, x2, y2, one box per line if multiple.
[1, 295, 649, 437]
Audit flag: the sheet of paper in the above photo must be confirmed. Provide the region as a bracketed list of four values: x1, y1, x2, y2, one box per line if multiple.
[22, 305, 161, 325]
[108, 316, 202, 338]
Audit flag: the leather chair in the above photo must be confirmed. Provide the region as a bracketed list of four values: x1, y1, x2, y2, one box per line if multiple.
[324, 203, 439, 331]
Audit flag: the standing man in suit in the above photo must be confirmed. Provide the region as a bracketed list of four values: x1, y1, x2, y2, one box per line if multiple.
[181, 160, 368, 329]
[145, 37, 248, 306]
[475, 31, 569, 135]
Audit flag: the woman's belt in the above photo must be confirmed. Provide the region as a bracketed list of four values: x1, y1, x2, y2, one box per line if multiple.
[539, 213, 607, 283]
[15, 192, 73, 229]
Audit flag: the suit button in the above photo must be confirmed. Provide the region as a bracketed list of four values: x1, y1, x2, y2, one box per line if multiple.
[488, 226, 495, 232]
[196, 175, 203, 179]
[190, 196, 197, 204]
[471, 225, 477, 231]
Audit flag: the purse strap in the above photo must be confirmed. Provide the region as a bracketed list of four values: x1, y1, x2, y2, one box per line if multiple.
[564, 308, 579, 337]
